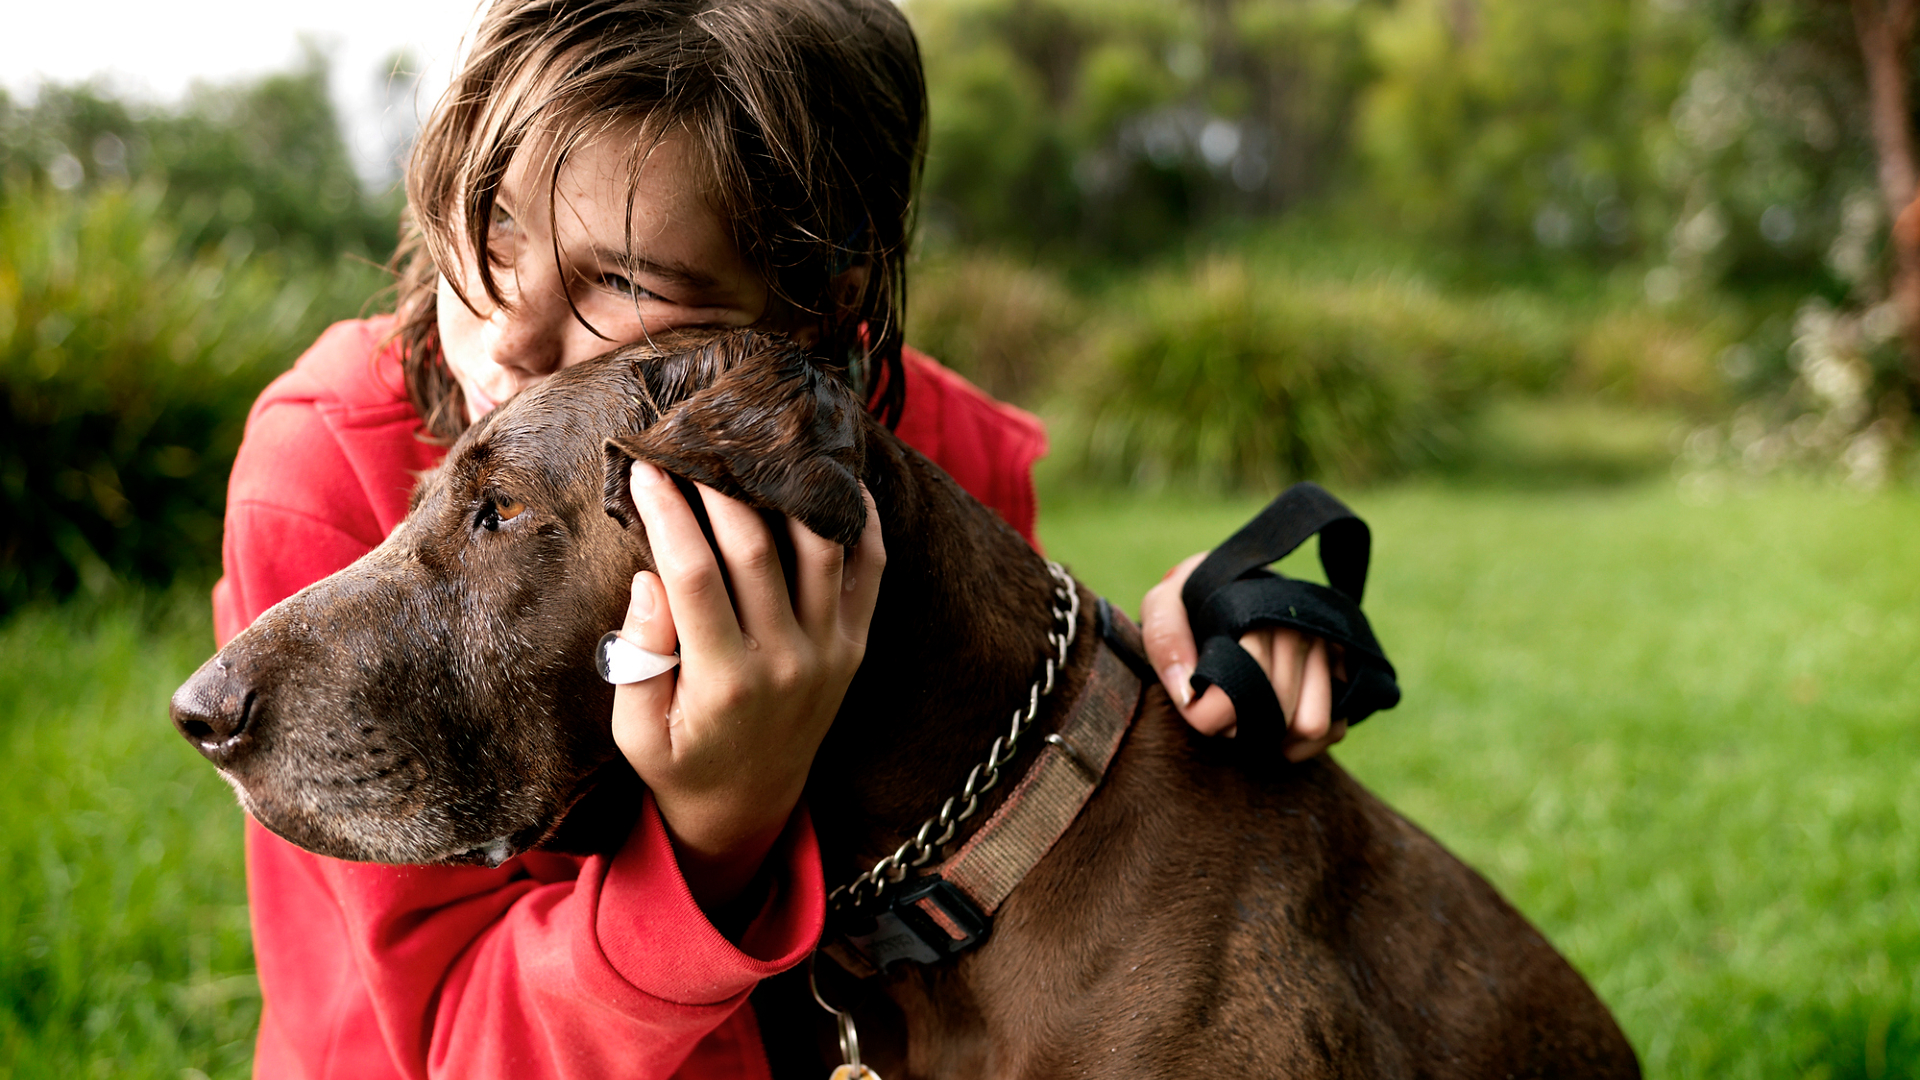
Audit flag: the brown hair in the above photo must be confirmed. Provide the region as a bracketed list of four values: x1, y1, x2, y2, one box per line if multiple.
[388, 0, 926, 441]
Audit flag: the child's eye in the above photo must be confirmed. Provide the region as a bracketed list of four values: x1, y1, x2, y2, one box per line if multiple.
[598, 272, 664, 303]
[484, 206, 519, 268]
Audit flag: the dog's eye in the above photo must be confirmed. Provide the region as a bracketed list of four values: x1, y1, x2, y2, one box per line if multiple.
[480, 499, 527, 532]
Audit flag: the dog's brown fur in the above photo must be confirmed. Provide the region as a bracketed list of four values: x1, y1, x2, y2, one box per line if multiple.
[174, 331, 1638, 1077]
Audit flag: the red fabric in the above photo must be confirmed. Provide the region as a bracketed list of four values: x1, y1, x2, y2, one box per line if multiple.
[212, 318, 1047, 1079]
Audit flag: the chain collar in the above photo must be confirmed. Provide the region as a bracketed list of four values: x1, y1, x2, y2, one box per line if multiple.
[827, 561, 1081, 912]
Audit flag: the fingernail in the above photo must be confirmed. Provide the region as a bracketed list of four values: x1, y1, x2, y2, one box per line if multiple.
[1163, 663, 1193, 708]
[631, 460, 664, 486]
[627, 574, 655, 624]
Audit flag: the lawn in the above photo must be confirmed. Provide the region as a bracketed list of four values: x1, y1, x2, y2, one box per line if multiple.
[0, 590, 256, 1079]
[2, 477, 1916, 1077]
[1042, 477, 1920, 1079]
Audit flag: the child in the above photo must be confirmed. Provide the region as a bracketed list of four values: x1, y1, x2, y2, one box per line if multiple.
[215, 0, 1344, 1075]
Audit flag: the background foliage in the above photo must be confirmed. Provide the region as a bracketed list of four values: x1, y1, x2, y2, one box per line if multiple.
[4, 0, 1917, 611]
[908, 0, 1915, 499]
[2, 1, 1918, 1076]
[0, 63, 394, 612]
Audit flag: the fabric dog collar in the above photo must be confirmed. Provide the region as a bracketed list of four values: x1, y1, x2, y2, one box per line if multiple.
[822, 594, 1149, 977]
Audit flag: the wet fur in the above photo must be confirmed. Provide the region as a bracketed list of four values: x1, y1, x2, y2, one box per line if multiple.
[174, 332, 1638, 1077]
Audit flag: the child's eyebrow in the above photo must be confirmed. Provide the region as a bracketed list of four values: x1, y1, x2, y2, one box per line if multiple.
[591, 247, 719, 290]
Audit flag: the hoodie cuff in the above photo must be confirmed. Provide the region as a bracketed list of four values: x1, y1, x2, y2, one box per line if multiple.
[595, 792, 824, 1005]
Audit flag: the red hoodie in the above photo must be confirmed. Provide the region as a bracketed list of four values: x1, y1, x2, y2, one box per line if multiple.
[213, 318, 1047, 1079]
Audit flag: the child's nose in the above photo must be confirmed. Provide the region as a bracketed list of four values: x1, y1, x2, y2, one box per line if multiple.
[482, 274, 569, 378]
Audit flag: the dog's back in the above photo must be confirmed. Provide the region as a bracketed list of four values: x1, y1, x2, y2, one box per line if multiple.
[979, 718, 1632, 1076]
[773, 697, 1637, 1078]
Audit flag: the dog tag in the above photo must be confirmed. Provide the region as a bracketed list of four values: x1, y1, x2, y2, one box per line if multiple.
[828, 1066, 879, 1080]
[595, 632, 679, 685]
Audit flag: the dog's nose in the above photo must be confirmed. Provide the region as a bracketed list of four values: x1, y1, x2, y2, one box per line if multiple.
[171, 657, 259, 766]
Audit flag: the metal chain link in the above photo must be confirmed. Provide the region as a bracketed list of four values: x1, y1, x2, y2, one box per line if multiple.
[828, 561, 1080, 912]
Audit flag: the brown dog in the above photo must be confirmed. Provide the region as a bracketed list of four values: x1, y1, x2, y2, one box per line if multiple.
[173, 331, 1638, 1077]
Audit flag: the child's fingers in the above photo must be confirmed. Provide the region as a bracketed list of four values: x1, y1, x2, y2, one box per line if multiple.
[611, 570, 680, 764]
[1142, 551, 1209, 715]
[1182, 686, 1239, 737]
[1288, 635, 1332, 742]
[1261, 628, 1306, 730]
[628, 463, 743, 662]
[693, 483, 798, 644]
[833, 485, 885, 649]
[1283, 636, 1348, 762]
[785, 512, 845, 641]
[1285, 719, 1349, 764]
[622, 569, 677, 653]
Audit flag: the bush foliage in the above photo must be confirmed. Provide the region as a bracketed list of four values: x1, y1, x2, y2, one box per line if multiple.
[0, 182, 384, 610]
[0, 57, 399, 612]
[1064, 257, 1569, 487]
[0, 58, 397, 611]
[906, 251, 1082, 403]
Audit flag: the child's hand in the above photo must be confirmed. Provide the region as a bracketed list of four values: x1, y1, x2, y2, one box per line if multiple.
[1140, 552, 1347, 763]
[610, 461, 884, 913]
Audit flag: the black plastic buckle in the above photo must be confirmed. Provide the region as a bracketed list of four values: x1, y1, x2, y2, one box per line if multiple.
[834, 876, 991, 973]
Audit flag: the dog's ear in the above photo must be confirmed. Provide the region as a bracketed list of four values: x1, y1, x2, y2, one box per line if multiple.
[603, 343, 868, 546]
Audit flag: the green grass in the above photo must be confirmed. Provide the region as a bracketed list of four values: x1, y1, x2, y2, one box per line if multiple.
[1041, 477, 1920, 1079]
[0, 590, 256, 1079]
[5, 480, 1918, 1077]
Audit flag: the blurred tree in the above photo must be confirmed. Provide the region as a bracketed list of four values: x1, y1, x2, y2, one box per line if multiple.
[1355, 0, 1703, 261]
[1843, 0, 1920, 388]
[908, 0, 1375, 257]
[1654, 2, 1872, 298]
[0, 61, 395, 611]
[0, 46, 402, 262]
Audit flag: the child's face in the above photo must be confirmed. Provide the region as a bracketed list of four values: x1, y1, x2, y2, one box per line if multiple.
[437, 130, 771, 422]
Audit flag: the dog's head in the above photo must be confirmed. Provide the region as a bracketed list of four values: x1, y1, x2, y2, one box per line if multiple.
[171, 331, 867, 864]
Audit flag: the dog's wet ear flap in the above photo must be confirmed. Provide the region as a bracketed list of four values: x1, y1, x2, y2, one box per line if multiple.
[605, 349, 868, 547]
[603, 440, 642, 531]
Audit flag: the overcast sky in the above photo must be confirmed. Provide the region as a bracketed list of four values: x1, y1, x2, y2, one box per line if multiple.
[2, 0, 490, 182]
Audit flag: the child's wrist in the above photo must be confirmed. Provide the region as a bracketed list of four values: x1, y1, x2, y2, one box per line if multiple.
[655, 792, 796, 915]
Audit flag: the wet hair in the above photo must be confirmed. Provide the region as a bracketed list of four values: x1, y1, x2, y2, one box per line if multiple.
[387, 0, 926, 441]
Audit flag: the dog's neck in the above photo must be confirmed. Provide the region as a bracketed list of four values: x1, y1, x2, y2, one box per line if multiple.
[803, 422, 1093, 892]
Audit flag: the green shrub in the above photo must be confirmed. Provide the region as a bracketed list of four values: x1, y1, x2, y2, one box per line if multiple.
[1570, 305, 1737, 408]
[0, 182, 385, 611]
[906, 251, 1082, 404]
[1061, 257, 1579, 488]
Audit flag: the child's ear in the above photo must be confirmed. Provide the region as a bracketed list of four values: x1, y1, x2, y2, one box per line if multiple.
[603, 346, 868, 547]
[829, 264, 871, 325]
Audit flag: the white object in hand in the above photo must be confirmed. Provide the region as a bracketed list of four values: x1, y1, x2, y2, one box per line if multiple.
[595, 631, 679, 685]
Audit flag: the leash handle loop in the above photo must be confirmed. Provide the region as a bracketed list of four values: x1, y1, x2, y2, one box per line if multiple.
[1179, 482, 1400, 750]
[1181, 482, 1371, 610]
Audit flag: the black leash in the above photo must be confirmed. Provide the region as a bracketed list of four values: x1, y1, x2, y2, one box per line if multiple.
[1180, 482, 1400, 752]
